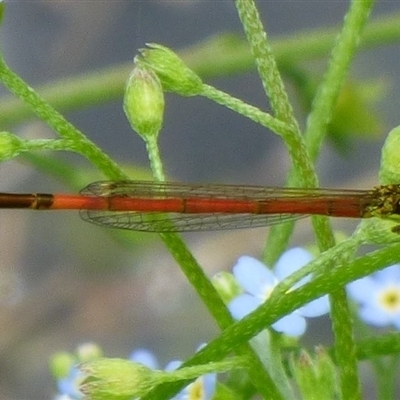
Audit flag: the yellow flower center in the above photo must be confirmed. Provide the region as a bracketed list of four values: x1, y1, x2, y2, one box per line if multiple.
[187, 377, 205, 400]
[378, 286, 400, 312]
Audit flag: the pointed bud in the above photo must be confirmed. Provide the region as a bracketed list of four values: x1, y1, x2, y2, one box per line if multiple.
[314, 346, 337, 394]
[137, 43, 203, 96]
[124, 64, 164, 140]
[79, 358, 159, 400]
[289, 349, 339, 400]
[290, 350, 319, 399]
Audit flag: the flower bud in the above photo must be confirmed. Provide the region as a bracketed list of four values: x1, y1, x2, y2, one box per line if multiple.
[289, 348, 338, 400]
[315, 346, 337, 392]
[124, 65, 164, 140]
[79, 358, 159, 400]
[137, 43, 203, 96]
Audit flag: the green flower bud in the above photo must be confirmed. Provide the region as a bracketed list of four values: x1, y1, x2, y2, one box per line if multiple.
[314, 346, 337, 394]
[212, 271, 243, 304]
[80, 358, 159, 400]
[380, 125, 400, 184]
[0, 132, 24, 161]
[289, 349, 338, 400]
[137, 43, 203, 96]
[124, 65, 164, 140]
[49, 351, 76, 379]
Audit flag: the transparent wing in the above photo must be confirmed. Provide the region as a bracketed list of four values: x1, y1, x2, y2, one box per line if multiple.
[80, 209, 307, 232]
[80, 180, 369, 200]
[79, 180, 371, 232]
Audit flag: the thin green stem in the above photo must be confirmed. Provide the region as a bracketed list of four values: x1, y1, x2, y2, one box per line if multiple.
[264, 0, 375, 265]
[144, 135, 284, 400]
[157, 356, 248, 383]
[304, 0, 375, 159]
[234, 0, 297, 126]
[144, 136, 165, 182]
[1, 13, 399, 128]
[201, 84, 295, 136]
[355, 333, 400, 360]
[143, 243, 400, 399]
[302, 2, 375, 399]
[226, 3, 318, 190]
[271, 234, 362, 300]
[0, 56, 126, 181]
[330, 289, 361, 400]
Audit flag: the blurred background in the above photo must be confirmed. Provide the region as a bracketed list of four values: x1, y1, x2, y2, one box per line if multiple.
[0, 1, 399, 398]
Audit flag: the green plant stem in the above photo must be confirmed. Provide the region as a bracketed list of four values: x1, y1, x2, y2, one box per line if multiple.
[304, 0, 375, 160]
[330, 288, 361, 400]
[143, 136, 234, 327]
[143, 135, 284, 400]
[0, 56, 126, 181]
[265, 0, 375, 265]
[234, 0, 323, 271]
[355, 333, 400, 359]
[233, 3, 369, 398]
[233, 0, 319, 188]
[262, 7, 376, 395]
[157, 356, 248, 382]
[2, 13, 399, 128]
[234, 0, 297, 125]
[305, 2, 374, 399]
[143, 243, 400, 399]
[201, 84, 300, 141]
[186, 12, 400, 77]
[272, 234, 362, 299]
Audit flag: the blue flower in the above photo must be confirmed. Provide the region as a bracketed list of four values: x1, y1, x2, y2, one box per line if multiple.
[347, 264, 400, 328]
[228, 248, 330, 337]
[130, 348, 160, 369]
[131, 348, 216, 400]
[56, 366, 84, 400]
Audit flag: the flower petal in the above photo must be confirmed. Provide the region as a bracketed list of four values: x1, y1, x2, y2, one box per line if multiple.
[347, 276, 377, 303]
[129, 348, 159, 369]
[358, 304, 392, 326]
[165, 360, 182, 372]
[57, 367, 84, 399]
[375, 265, 400, 283]
[229, 294, 262, 320]
[233, 256, 277, 296]
[299, 295, 330, 317]
[201, 374, 217, 400]
[391, 314, 400, 330]
[272, 313, 306, 337]
[274, 247, 313, 280]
